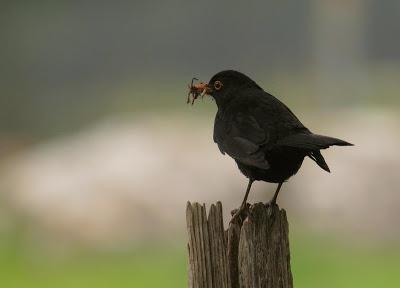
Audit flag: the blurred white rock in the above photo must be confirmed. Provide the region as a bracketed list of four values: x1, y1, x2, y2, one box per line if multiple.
[1, 110, 400, 248]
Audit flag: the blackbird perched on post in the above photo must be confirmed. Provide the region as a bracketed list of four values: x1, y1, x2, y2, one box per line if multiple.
[188, 70, 353, 220]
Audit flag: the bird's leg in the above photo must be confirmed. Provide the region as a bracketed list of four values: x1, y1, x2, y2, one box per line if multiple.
[230, 178, 254, 224]
[264, 182, 283, 218]
[268, 182, 283, 206]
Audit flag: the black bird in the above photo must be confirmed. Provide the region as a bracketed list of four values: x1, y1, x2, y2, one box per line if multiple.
[188, 70, 353, 218]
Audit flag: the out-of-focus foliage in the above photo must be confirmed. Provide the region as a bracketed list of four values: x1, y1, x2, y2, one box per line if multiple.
[1, 1, 399, 138]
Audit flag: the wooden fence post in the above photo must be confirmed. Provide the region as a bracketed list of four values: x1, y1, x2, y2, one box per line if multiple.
[186, 201, 293, 288]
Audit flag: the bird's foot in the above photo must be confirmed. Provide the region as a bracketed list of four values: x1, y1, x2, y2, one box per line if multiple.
[265, 200, 278, 217]
[230, 203, 250, 225]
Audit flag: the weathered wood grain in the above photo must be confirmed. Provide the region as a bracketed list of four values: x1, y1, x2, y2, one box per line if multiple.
[186, 201, 293, 288]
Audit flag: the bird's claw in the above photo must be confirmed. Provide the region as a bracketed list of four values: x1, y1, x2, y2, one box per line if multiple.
[265, 200, 278, 217]
[230, 203, 250, 225]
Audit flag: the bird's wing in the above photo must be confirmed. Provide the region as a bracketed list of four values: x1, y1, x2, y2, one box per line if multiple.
[213, 111, 270, 169]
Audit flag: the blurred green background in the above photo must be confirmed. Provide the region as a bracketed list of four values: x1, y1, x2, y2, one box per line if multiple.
[1, 1, 400, 287]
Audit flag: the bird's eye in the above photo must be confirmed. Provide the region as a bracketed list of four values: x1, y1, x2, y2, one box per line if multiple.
[214, 80, 223, 91]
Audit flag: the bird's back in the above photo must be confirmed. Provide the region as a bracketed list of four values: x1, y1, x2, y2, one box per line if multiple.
[216, 88, 310, 148]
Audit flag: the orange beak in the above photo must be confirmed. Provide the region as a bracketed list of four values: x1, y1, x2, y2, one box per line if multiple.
[187, 79, 212, 105]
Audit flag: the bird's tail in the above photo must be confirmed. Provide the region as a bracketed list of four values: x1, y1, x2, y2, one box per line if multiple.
[277, 133, 353, 150]
[307, 134, 353, 149]
[277, 132, 353, 173]
[309, 150, 330, 172]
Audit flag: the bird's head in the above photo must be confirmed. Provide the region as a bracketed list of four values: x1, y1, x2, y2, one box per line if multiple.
[187, 70, 261, 106]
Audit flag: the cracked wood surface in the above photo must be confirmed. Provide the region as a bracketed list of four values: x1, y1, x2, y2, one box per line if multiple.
[186, 202, 293, 288]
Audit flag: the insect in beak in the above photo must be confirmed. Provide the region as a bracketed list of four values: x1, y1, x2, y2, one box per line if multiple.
[187, 77, 211, 105]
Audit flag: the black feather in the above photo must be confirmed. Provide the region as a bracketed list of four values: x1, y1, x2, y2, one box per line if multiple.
[309, 150, 331, 172]
[206, 70, 353, 185]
